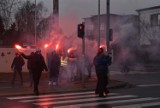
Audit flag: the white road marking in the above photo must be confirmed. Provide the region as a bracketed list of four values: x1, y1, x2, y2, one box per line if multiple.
[7, 91, 159, 108]
[7, 91, 117, 100]
[53, 97, 158, 108]
[138, 84, 160, 87]
[112, 101, 160, 108]
[34, 95, 137, 106]
[20, 94, 134, 103]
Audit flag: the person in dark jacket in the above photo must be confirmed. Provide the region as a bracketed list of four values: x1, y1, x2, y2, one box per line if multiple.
[27, 52, 34, 87]
[67, 52, 77, 81]
[21, 48, 48, 95]
[94, 48, 112, 97]
[85, 55, 93, 79]
[47, 50, 61, 86]
[11, 53, 25, 86]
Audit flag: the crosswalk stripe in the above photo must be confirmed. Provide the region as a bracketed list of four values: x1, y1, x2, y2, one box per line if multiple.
[7, 91, 118, 100]
[112, 101, 160, 108]
[53, 97, 158, 108]
[138, 84, 160, 87]
[7, 91, 159, 108]
[34, 95, 138, 106]
[20, 93, 117, 103]
[7, 91, 102, 100]
[20, 94, 134, 103]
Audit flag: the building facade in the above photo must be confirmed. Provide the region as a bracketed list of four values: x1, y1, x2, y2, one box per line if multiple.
[83, 14, 139, 63]
[137, 6, 160, 63]
[84, 14, 139, 41]
[137, 6, 160, 46]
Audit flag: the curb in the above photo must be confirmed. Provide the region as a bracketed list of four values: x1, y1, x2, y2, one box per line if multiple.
[0, 79, 128, 97]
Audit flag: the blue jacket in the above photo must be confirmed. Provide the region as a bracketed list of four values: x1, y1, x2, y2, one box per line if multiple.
[94, 54, 111, 72]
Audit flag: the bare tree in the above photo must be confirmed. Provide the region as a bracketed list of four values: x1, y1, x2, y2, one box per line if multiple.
[14, 1, 47, 44]
[0, 0, 21, 28]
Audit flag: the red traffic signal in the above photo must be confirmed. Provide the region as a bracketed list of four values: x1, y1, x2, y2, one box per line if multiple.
[77, 24, 85, 38]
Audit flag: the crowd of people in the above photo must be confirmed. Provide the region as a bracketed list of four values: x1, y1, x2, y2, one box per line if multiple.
[11, 47, 112, 97]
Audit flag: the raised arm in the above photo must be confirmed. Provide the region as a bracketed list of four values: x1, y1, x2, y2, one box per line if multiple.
[21, 53, 31, 59]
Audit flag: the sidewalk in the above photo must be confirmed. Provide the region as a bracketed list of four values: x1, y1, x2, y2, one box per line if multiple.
[0, 72, 127, 96]
[110, 63, 160, 72]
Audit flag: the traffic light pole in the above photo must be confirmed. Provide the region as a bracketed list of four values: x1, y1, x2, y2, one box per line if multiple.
[82, 38, 85, 55]
[77, 22, 86, 87]
[82, 37, 86, 87]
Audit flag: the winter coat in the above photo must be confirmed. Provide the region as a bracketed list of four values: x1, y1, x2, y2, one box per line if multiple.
[94, 54, 111, 72]
[11, 56, 25, 71]
[21, 52, 48, 72]
[47, 52, 61, 76]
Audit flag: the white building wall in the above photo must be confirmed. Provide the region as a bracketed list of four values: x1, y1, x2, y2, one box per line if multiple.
[139, 8, 160, 45]
[139, 14, 151, 45]
[0, 48, 47, 73]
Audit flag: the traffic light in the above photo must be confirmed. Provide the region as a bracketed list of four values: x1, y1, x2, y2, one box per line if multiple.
[77, 23, 85, 38]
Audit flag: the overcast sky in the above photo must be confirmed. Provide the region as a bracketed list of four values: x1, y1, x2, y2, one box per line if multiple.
[41, 0, 160, 16]
[34, 0, 160, 35]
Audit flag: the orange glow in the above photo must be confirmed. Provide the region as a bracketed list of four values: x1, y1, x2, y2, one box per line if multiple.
[44, 44, 49, 49]
[67, 47, 76, 53]
[15, 44, 24, 52]
[100, 45, 106, 48]
[56, 44, 59, 50]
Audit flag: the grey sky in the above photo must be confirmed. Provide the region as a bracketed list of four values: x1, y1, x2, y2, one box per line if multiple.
[37, 0, 160, 35]
[42, 0, 160, 16]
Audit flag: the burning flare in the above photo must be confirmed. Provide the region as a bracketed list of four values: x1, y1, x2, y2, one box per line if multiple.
[67, 47, 76, 53]
[100, 45, 106, 48]
[56, 44, 59, 50]
[44, 44, 49, 49]
[15, 44, 24, 52]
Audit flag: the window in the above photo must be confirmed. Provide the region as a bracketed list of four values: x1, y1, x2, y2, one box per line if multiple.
[151, 14, 158, 26]
[158, 14, 160, 25]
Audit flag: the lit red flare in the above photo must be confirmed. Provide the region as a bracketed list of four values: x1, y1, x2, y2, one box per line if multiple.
[44, 44, 49, 49]
[67, 47, 76, 53]
[56, 44, 59, 50]
[15, 44, 22, 50]
[100, 45, 106, 48]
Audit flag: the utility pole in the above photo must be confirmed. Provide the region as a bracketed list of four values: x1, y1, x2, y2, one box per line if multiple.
[106, 0, 110, 52]
[35, 0, 37, 46]
[53, 0, 59, 27]
[98, 0, 100, 48]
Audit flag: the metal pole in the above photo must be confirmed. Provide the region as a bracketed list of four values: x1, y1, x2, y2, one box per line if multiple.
[82, 38, 85, 56]
[35, 0, 37, 46]
[81, 21, 86, 87]
[106, 0, 110, 52]
[82, 37, 85, 87]
[98, 0, 100, 48]
[53, 0, 59, 27]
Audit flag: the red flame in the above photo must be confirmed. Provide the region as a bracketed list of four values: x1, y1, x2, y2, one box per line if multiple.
[44, 44, 49, 49]
[67, 47, 76, 53]
[100, 45, 106, 48]
[15, 44, 24, 52]
[15, 44, 22, 50]
[56, 44, 59, 50]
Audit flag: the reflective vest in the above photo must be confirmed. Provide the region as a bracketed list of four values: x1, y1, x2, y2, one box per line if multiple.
[61, 56, 68, 66]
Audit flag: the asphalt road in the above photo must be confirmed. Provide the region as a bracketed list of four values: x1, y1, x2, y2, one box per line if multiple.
[0, 70, 160, 108]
